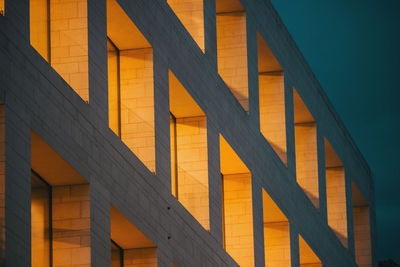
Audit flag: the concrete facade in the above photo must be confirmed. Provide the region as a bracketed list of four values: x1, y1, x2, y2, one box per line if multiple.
[0, 0, 377, 266]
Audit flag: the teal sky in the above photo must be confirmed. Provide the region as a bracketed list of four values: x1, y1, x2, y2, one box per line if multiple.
[270, 0, 400, 262]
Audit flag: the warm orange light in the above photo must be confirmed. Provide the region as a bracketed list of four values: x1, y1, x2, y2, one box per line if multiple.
[299, 234, 321, 266]
[325, 139, 348, 247]
[167, 0, 205, 52]
[216, 0, 248, 112]
[30, 0, 89, 102]
[169, 70, 209, 230]
[110, 205, 158, 266]
[107, 0, 155, 173]
[258, 32, 287, 165]
[263, 189, 291, 266]
[220, 134, 254, 267]
[294, 88, 319, 209]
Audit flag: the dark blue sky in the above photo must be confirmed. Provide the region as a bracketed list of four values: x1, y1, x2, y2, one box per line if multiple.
[270, 0, 400, 262]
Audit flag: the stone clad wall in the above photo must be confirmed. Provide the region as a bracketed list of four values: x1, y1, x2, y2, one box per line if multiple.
[223, 173, 254, 267]
[326, 167, 348, 247]
[50, 0, 89, 102]
[0, 0, 376, 265]
[52, 184, 90, 267]
[295, 123, 319, 208]
[217, 12, 248, 112]
[176, 116, 209, 230]
[259, 74, 286, 164]
[120, 48, 155, 173]
[167, 0, 204, 52]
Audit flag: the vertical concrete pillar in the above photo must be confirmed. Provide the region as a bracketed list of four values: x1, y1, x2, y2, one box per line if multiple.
[203, 0, 217, 71]
[0, 104, 4, 266]
[207, 119, 223, 244]
[345, 172, 355, 258]
[246, 15, 260, 132]
[252, 183, 265, 267]
[90, 179, 111, 267]
[154, 47, 171, 188]
[88, 0, 108, 122]
[5, 103, 31, 266]
[5, 0, 30, 40]
[317, 127, 327, 222]
[284, 79, 295, 177]
[289, 225, 300, 267]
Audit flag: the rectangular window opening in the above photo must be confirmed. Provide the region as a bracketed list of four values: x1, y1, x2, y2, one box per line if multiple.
[293, 88, 319, 209]
[167, 0, 205, 52]
[216, 0, 249, 112]
[169, 70, 209, 231]
[352, 182, 372, 267]
[110, 205, 157, 267]
[30, 0, 89, 102]
[220, 134, 254, 267]
[257, 32, 287, 165]
[107, 0, 155, 173]
[262, 188, 291, 266]
[31, 132, 90, 267]
[325, 138, 348, 248]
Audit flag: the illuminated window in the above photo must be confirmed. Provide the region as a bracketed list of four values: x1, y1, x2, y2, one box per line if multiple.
[31, 132, 91, 267]
[352, 182, 372, 267]
[0, 0, 4, 15]
[110, 206, 157, 267]
[257, 32, 287, 165]
[111, 240, 123, 267]
[216, 0, 248, 112]
[220, 134, 254, 267]
[263, 189, 291, 266]
[107, 0, 155, 173]
[169, 70, 209, 230]
[299, 234, 321, 267]
[325, 139, 348, 247]
[30, 0, 89, 102]
[167, 0, 204, 52]
[293, 88, 319, 209]
[31, 171, 52, 267]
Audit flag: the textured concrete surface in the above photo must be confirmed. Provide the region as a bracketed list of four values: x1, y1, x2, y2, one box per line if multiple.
[0, 0, 376, 266]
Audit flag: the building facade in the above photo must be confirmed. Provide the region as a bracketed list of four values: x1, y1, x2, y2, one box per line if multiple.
[0, 0, 376, 266]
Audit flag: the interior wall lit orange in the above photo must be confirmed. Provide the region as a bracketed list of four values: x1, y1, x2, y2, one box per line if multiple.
[262, 189, 291, 266]
[299, 235, 321, 267]
[30, 0, 89, 102]
[325, 139, 348, 247]
[220, 135, 254, 267]
[167, 0, 204, 51]
[110, 205, 158, 266]
[258, 32, 287, 165]
[107, 0, 155, 173]
[169, 70, 209, 230]
[31, 132, 91, 267]
[293, 88, 319, 209]
[216, 0, 249, 112]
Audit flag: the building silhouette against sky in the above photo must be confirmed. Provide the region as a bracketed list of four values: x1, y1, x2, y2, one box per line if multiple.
[0, 0, 376, 266]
